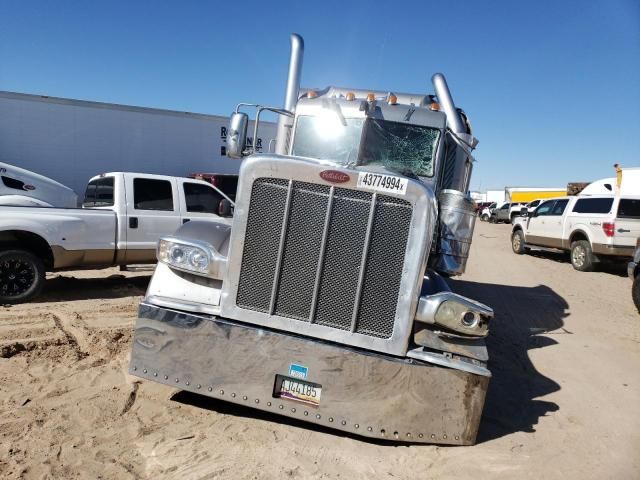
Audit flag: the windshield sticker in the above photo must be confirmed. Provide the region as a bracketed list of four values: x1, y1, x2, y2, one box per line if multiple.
[357, 172, 408, 195]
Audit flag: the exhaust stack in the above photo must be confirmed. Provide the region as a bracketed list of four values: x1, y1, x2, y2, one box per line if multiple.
[275, 33, 304, 155]
[431, 73, 465, 134]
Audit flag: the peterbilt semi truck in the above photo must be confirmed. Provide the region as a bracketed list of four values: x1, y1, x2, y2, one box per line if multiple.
[129, 34, 493, 445]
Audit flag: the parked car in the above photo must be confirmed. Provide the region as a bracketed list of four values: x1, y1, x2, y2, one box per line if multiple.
[629, 245, 640, 313]
[475, 201, 493, 215]
[0, 172, 233, 303]
[479, 202, 497, 221]
[489, 202, 525, 224]
[511, 195, 640, 271]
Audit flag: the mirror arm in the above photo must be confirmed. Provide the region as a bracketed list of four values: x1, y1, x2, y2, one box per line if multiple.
[251, 106, 295, 155]
[232, 103, 295, 156]
[252, 108, 263, 155]
[235, 103, 294, 117]
[235, 103, 259, 114]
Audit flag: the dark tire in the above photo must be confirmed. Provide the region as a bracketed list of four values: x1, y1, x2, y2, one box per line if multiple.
[511, 230, 526, 254]
[570, 240, 594, 272]
[633, 274, 640, 314]
[0, 249, 45, 304]
[488, 216, 496, 224]
[481, 214, 489, 222]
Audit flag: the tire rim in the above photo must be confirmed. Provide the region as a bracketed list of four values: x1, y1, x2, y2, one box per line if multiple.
[0, 258, 35, 297]
[512, 234, 521, 251]
[572, 246, 586, 267]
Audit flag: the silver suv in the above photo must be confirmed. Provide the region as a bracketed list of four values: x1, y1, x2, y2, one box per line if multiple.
[489, 202, 525, 224]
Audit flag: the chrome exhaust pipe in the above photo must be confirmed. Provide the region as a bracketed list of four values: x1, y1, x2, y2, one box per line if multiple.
[276, 33, 304, 155]
[432, 73, 465, 134]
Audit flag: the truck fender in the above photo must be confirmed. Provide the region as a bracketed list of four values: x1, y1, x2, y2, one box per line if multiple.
[566, 227, 591, 251]
[0, 229, 55, 269]
[172, 220, 231, 256]
[511, 220, 525, 237]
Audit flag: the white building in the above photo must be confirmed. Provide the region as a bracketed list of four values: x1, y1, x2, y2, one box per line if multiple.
[0, 91, 276, 196]
[469, 191, 486, 202]
[485, 189, 506, 204]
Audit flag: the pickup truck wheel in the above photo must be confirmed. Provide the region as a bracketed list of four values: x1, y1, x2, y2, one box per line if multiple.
[481, 213, 489, 222]
[0, 250, 45, 304]
[570, 240, 594, 272]
[488, 216, 496, 224]
[633, 274, 640, 313]
[511, 230, 527, 254]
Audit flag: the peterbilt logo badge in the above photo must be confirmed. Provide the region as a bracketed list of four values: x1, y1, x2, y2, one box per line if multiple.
[319, 170, 350, 183]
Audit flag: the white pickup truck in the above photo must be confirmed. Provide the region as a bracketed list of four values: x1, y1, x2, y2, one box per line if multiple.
[0, 172, 233, 303]
[511, 194, 640, 271]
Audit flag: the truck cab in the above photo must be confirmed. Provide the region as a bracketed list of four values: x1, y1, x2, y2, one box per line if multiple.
[129, 34, 494, 445]
[0, 161, 77, 207]
[82, 172, 233, 264]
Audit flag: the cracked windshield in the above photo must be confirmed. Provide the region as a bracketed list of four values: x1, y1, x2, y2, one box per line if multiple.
[292, 115, 439, 177]
[360, 119, 439, 177]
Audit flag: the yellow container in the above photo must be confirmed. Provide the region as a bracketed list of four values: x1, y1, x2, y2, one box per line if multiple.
[510, 190, 566, 203]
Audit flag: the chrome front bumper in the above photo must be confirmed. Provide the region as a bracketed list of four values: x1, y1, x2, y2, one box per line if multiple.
[129, 302, 489, 445]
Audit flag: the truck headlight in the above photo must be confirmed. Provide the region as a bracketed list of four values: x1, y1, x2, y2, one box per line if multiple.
[415, 292, 492, 337]
[157, 237, 226, 278]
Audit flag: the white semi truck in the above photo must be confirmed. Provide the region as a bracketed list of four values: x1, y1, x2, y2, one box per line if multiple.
[0, 162, 77, 207]
[129, 34, 493, 445]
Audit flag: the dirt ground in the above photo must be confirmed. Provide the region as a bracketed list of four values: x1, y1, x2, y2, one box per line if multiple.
[1, 221, 639, 479]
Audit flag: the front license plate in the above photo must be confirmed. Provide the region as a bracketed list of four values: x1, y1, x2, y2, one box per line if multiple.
[274, 375, 322, 406]
[357, 172, 408, 195]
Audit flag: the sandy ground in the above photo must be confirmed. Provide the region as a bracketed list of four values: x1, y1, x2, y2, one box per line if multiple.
[1, 221, 639, 479]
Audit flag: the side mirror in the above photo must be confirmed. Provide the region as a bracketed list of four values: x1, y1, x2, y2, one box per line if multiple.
[227, 112, 248, 159]
[218, 198, 233, 217]
[520, 207, 528, 216]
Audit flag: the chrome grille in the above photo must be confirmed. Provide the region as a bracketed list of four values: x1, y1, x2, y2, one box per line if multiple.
[236, 177, 412, 339]
[235, 178, 288, 312]
[274, 183, 328, 320]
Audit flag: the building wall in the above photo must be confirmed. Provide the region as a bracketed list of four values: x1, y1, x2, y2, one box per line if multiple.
[485, 190, 506, 204]
[0, 91, 276, 196]
[469, 191, 486, 202]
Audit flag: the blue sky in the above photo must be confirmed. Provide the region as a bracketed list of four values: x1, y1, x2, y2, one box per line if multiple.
[1, 0, 638, 191]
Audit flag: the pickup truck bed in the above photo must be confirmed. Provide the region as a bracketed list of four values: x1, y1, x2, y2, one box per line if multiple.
[1, 206, 119, 269]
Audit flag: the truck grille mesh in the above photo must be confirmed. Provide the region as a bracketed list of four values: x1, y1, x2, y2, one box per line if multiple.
[236, 177, 412, 339]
